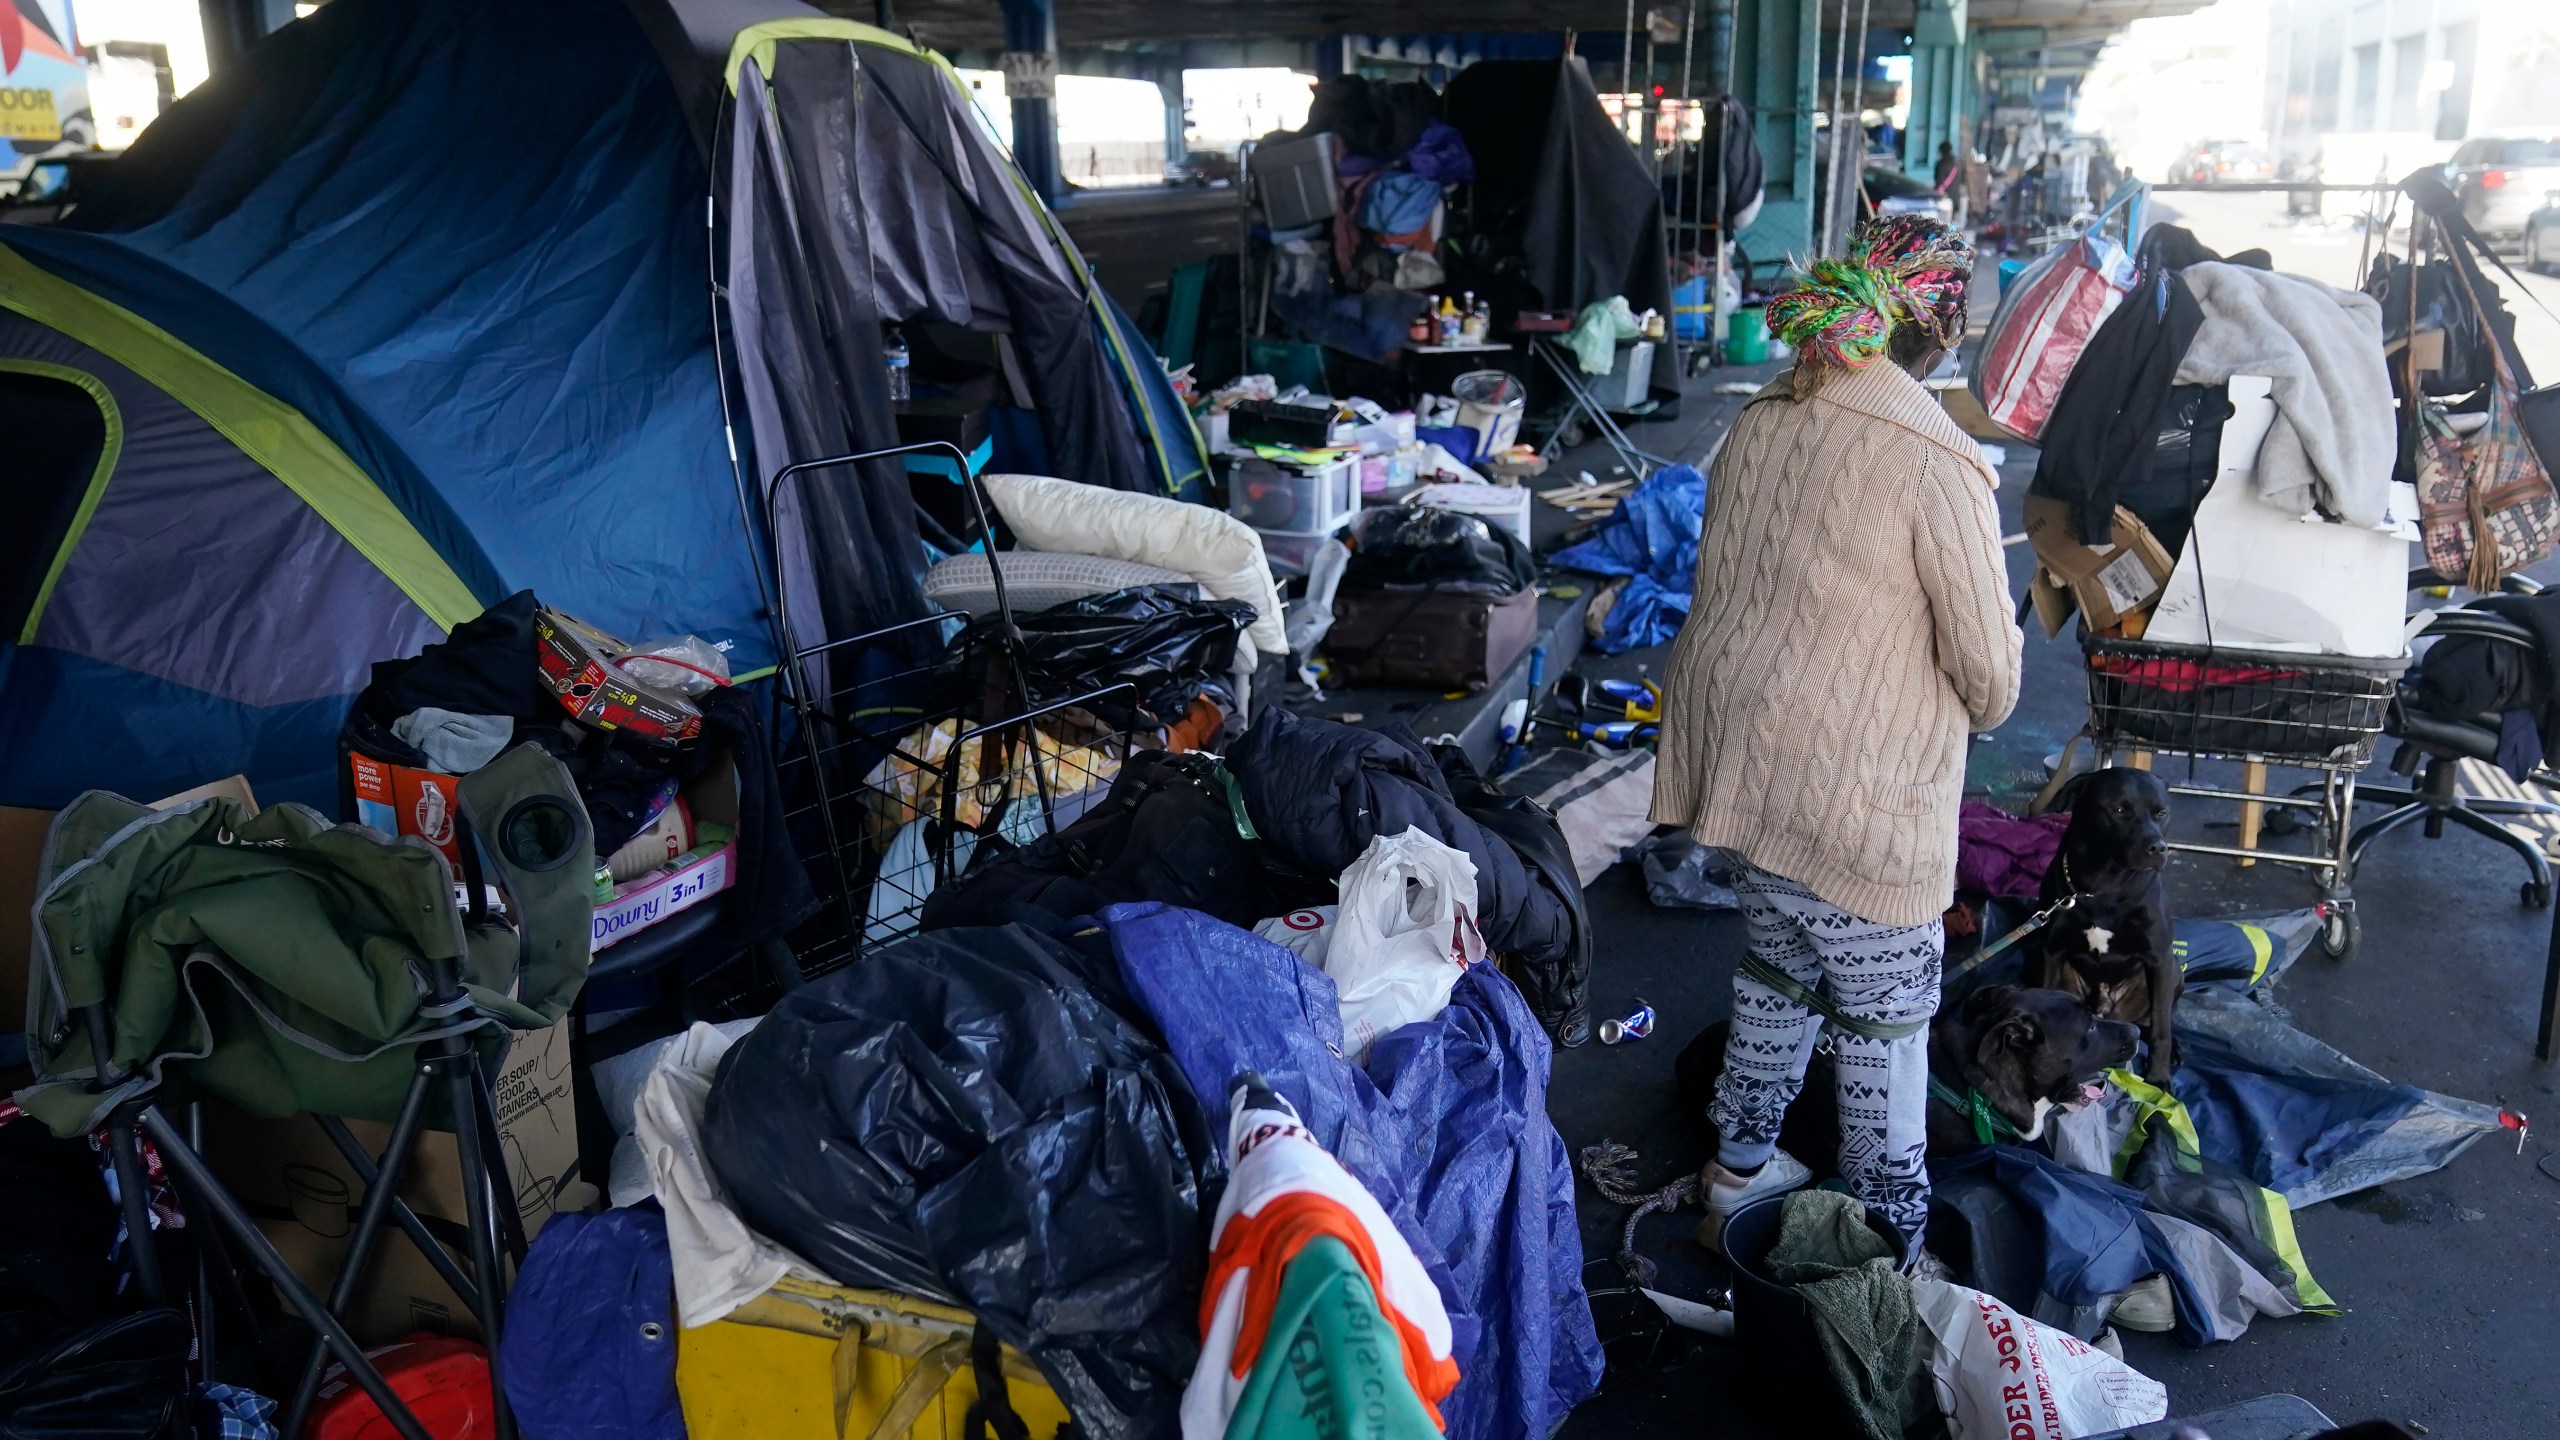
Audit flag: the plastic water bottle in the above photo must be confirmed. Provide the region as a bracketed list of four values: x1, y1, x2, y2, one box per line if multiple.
[884, 328, 910, 403]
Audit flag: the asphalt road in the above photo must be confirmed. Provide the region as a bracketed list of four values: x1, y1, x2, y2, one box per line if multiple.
[1549, 194, 2560, 1437]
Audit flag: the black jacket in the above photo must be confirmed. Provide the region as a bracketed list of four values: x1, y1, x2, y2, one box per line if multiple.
[1226, 707, 1576, 970]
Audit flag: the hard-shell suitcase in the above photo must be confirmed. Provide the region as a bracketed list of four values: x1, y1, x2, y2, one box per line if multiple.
[676, 1278, 1072, 1440]
[1325, 584, 1539, 693]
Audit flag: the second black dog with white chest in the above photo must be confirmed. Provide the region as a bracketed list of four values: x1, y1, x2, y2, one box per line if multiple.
[2028, 767, 2180, 1083]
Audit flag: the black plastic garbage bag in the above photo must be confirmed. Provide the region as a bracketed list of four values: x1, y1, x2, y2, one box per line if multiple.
[1343, 505, 1537, 593]
[960, 586, 1253, 727]
[920, 751, 1283, 932]
[1431, 743, 1593, 1048]
[701, 923, 1219, 1440]
[0, 1309, 190, 1440]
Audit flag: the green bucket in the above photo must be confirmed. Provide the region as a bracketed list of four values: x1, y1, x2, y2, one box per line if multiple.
[1724, 304, 1770, 365]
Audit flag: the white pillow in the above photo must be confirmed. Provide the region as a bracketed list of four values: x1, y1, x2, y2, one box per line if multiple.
[980, 473, 1288, 654]
[922, 550, 1199, 618]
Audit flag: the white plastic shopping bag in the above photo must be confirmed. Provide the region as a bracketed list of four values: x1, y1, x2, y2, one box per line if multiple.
[1912, 1278, 2168, 1440]
[1324, 827, 1488, 1058]
[1252, 905, 1341, 968]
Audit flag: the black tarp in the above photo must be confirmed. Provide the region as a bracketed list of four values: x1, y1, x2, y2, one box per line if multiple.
[1445, 57, 1679, 403]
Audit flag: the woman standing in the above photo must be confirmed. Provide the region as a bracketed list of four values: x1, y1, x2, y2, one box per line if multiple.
[1652, 214, 2021, 1263]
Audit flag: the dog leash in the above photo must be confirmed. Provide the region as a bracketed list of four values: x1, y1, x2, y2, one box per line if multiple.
[1926, 1074, 2023, 1146]
[1737, 955, 1929, 1042]
[1943, 889, 2086, 987]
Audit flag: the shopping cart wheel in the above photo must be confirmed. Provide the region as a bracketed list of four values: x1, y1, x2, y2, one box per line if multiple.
[2525, 879, 2552, 911]
[2319, 904, 2360, 961]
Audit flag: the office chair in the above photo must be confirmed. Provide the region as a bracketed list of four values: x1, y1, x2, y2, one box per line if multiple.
[2345, 571, 2560, 906]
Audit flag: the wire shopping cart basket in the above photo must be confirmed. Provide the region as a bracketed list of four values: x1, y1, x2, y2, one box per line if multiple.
[2080, 632, 2407, 959]
[753, 444, 1137, 978]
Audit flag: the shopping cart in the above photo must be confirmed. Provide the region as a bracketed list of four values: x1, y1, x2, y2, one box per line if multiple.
[2078, 632, 2407, 960]
[753, 444, 1136, 977]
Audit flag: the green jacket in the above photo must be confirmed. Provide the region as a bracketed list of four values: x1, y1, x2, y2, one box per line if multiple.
[19, 748, 590, 1136]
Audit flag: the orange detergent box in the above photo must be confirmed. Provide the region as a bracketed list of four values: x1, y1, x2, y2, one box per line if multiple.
[348, 752, 464, 864]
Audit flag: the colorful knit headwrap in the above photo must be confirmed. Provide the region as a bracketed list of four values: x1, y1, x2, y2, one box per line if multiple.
[1765, 214, 1975, 395]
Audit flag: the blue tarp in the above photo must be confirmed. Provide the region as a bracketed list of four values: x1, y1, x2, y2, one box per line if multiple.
[1550, 463, 1706, 653]
[1102, 902, 1603, 1440]
[498, 1204, 685, 1440]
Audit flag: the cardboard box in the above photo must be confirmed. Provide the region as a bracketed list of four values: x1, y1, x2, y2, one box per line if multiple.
[2022, 494, 2178, 638]
[533, 608, 703, 748]
[347, 751, 465, 864]
[594, 749, 740, 954]
[201, 1016, 579, 1344]
[2145, 375, 2418, 657]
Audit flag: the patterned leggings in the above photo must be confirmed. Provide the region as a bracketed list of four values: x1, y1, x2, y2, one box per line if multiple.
[1709, 857, 1943, 1260]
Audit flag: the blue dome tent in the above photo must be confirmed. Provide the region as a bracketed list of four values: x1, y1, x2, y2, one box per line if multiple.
[0, 0, 1208, 811]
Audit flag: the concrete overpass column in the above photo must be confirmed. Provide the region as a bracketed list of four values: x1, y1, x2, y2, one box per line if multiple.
[1732, 0, 1818, 265]
[999, 0, 1064, 204]
[1159, 64, 1188, 169]
[1901, 0, 1970, 181]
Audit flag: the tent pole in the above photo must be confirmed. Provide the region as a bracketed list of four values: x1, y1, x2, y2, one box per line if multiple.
[1821, 0, 1854, 255]
[1674, 2, 1697, 366]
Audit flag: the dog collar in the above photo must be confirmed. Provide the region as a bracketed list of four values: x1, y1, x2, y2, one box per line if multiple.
[1929, 1074, 2022, 1145]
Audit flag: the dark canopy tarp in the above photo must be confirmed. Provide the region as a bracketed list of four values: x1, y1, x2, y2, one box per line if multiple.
[1446, 57, 1678, 402]
[719, 25, 1192, 651]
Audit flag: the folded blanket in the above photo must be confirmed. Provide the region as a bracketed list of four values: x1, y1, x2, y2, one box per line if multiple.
[2174, 262, 2396, 526]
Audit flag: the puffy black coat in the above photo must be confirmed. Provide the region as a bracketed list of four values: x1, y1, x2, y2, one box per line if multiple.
[1226, 707, 1576, 970]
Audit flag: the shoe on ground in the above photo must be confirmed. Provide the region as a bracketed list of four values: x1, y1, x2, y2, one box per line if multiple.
[1693, 1150, 1814, 1255]
[2108, 1274, 2175, 1333]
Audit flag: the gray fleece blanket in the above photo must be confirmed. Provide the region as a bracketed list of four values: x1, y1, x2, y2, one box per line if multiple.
[2174, 262, 2397, 526]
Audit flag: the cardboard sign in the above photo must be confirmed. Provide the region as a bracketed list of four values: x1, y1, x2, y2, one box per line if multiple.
[533, 607, 703, 747]
[201, 1017, 579, 1344]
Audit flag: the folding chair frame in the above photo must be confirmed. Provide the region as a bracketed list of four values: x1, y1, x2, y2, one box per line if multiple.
[1533, 338, 1672, 478]
[85, 947, 527, 1440]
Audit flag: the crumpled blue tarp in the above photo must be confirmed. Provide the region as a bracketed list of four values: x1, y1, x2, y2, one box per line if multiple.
[497, 1203, 684, 1440]
[1551, 463, 1707, 653]
[1405, 122, 1476, 185]
[1102, 902, 1602, 1440]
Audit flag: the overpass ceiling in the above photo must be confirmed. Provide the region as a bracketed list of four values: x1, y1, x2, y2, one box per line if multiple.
[857, 0, 2219, 61]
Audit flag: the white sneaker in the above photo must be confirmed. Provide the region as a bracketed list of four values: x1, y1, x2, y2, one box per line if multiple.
[2108, 1274, 2176, 1333]
[2091, 1326, 2125, 1360]
[1695, 1150, 1814, 1254]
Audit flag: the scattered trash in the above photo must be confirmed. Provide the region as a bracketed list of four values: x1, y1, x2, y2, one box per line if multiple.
[1624, 832, 1741, 911]
[1578, 1141, 1699, 1287]
[1598, 1001, 1656, 1045]
[1713, 381, 1762, 395]
[1642, 1288, 1735, 1337]
[1974, 441, 2008, 470]
[1325, 828, 1489, 1060]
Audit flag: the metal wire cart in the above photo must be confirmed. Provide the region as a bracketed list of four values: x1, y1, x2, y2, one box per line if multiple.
[2079, 632, 2407, 960]
[754, 444, 1136, 977]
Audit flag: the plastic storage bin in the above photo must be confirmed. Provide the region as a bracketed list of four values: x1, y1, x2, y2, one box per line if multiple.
[1228, 454, 1360, 534]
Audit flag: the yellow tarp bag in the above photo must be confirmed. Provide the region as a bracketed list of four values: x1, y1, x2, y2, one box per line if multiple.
[678, 1277, 1073, 1440]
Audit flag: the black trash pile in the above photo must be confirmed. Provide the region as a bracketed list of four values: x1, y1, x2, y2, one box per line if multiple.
[918, 706, 1593, 1047]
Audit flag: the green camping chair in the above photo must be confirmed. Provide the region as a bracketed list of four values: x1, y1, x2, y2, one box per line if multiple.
[17, 744, 594, 1440]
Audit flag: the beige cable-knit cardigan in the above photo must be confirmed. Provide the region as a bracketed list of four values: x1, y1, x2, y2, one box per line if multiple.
[1650, 361, 2022, 927]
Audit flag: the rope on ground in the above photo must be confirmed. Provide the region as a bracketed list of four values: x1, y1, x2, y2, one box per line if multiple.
[1577, 1140, 1699, 1287]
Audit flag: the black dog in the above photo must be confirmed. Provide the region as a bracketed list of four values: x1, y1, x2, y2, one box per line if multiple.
[2028, 766, 2179, 1083]
[1673, 983, 2139, 1165]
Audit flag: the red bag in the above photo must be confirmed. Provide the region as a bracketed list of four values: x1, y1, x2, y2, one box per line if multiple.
[1969, 188, 2142, 443]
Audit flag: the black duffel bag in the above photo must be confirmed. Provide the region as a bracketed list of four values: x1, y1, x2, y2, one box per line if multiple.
[919, 750, 1286, 932]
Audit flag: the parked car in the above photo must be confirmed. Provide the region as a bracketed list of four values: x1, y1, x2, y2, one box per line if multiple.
[2448, 133, 2560, 250]
[2169, 141, 2271, 185]
[2527, 192, 2560, 276]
